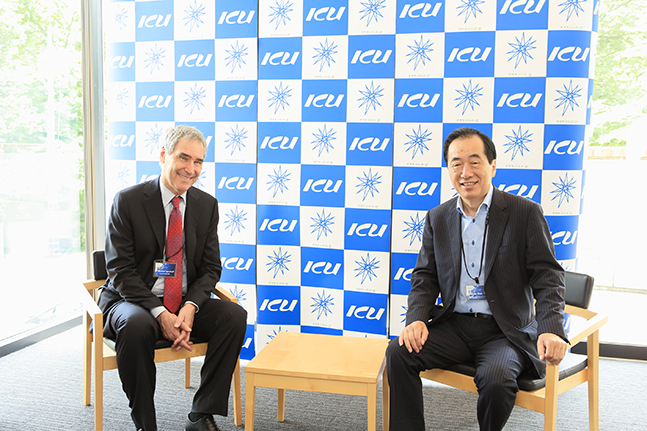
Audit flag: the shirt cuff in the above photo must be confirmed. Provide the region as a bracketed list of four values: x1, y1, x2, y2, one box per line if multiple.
[186, 301, 199, 313]
[151, 306, 166, 319]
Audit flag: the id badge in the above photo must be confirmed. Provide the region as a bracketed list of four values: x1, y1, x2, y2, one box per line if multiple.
[465, 284, 486, 301]
[154, 260, 176, 278]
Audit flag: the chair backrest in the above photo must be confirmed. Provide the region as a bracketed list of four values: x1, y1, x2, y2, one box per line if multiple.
[92, 250, 107, 281]
[563, 271, 594, 309]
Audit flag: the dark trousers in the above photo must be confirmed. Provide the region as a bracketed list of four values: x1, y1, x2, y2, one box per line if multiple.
[386, 314, 530, 431]
[104, 299, 247, 431]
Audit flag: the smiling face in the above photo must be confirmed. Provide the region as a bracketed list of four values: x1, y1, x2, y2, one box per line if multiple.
[159, 137, 205, 196]
[447, 135, 497, 216]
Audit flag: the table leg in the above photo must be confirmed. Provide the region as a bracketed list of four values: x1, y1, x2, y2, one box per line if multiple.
[368, 383, 377, 431]
[245, 373, 255, 431]
[278, 388, 285, 422]
[382, 367, 389, 431]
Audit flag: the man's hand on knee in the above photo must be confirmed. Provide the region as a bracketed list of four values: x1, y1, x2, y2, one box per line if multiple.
[156, 310, 193, 351]
[399, 320, 428, 354]
[537, 333, 568, 365]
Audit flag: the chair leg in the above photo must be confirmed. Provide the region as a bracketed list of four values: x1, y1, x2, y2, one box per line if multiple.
[185, 358, 191, 389]
[543, 364, 559, 431]
[368, 383, 377, 431]
[588, 331, 601, 431]
[233, 359, 242, 426]
[83, 315, 92, 406]
[245, 373, 255, 431]
[95, 351, 103, 431]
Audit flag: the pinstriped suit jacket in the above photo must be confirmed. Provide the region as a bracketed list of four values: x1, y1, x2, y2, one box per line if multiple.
[406, 188, 567, 377]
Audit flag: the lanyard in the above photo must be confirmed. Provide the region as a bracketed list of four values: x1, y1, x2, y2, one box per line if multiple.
[459, 211, 489, 285]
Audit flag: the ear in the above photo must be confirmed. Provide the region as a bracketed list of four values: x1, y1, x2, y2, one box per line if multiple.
[491, 159, 497, 177]
[160, 146, 167, 164]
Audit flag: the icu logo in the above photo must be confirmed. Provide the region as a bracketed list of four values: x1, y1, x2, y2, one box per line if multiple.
[258, 122, 300, 164]
[497, 0, 548, 30]
[543, 125, 586, 170]
[107, 122, 135, 160]
[215, 81, 257, 121]
[107, 42, 135, 82]
[343, 291, 387, 335]
[302, 80, 347, 122]
[175, 40, 214, 81]
[546, 215, 579, 260]
[257, 285, 300, 325]
[305, 6, 346, 21]
[111, 55, 134, 69]
[110, 133, 135, 148]
[346, 123, 393, 166]
[260, 136, 299, 150]
[393, 267, 413, 282]
[215, 163, 256, 204]
[494, 169, 541, 203]
[391, 253, 417, 295]
[301, 165, 345, 207]
[348, 35, 395, 79]
[136, 82, 173, 121]
[345, 209, 391, 252]
[547, 31, 591, 78]
[494, 77, 545, 123]
[135, 1, 173, 41]
[396, 2, 444, 33]
[259, 37, 302, 79]
[218, 10, 256, 24]
[220, 243, 256, 284]
[393, 167, 441, 210]
[257, 205, 299, 246]
[499, 0, 546, 15]
[445, 32, 495, 77]
[394, 79, 443, 122]
[347, 223, 388, 238]
[302, 247, 343, 289]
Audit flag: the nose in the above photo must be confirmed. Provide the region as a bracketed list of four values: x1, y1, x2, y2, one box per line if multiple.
[461, 164, 473, 178]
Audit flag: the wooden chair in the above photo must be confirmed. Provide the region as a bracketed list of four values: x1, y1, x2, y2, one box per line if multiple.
[81, 250, 243, 431]
[420, 271, 608, 431]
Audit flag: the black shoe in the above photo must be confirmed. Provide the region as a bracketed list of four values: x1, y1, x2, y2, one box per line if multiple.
[185, 414, 220, 431]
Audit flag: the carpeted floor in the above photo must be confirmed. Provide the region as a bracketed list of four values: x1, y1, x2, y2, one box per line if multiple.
[0, 326, 645, 430]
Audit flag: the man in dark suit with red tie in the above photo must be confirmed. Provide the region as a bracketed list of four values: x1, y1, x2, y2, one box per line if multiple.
[98, 125, 247, 431]
[386, 127, 569, 430]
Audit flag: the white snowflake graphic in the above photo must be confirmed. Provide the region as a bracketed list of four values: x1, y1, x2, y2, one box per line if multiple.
[113, 5, 128, 30]
[404, 125, 432, 159]
[554, 80, 583, 116]
[184, 83, 206, 115]
[229, 285, 247, 305]
[268, 82, 292, 114]
[550, 173, 577, 207]
[356, 168, 382, 201]
[145, 124, 164, 154]
[507, 32, 536, 69]
[267, 247, 291, 278]
[406, 36, 434, 70]
[268, 327, 284, 341]
[354, 253, 380, 284]
[359, 0, 386, 26]
[114, 86, 129, 110]
[312, 38, 338, 72]
[224, 205, 248, 236]
[403, 213, 425, 246]
[267, 165, 291, 197]
[268, 0, 294, 30]
[503, 126, 532, 161]
[311, 124, 336, 157]
[144, 43, 166, 75]
[224, 124, 248, 156]
[183, 1, 206, 32]
[310, 209, 335, 241]
[357, 81, 384, 115]
[456, 0, 485, 23]
[454, 79, 483, 115]
[311, 290, 335, 320]
[225, 41, 249, 73]
[400, 305, 408, 323]
[558, 0, 587, 21]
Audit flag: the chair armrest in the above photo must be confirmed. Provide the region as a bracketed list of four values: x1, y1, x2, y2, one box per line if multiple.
[213, 284, 237, 303]
[81, 280, 104, 318]
[563, 306, 609, 347]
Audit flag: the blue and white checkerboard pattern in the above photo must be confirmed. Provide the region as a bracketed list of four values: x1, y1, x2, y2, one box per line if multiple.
[103, 0, 599, 357]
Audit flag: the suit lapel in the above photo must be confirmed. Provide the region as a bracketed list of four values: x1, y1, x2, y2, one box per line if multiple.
[184, 187, 200, 275]
[483, 189, 508, 282]
[446, 199, 462, 303]
[142, 179, 166, 252]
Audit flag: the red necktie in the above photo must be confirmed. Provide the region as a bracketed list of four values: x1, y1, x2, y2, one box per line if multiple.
[164, 196, 183, 313]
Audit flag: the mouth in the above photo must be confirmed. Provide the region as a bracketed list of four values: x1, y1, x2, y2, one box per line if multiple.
[461, 181, 477, 187]
[178, 172, 194, 181]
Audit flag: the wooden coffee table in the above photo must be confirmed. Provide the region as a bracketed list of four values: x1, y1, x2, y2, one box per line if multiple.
[244, 332, 390, 431]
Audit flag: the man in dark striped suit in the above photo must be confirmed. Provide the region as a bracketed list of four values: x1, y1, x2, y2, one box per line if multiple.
[386, 127, 569, 431]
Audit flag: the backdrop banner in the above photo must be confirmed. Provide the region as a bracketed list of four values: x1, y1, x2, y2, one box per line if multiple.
[103, 0, 598, 359]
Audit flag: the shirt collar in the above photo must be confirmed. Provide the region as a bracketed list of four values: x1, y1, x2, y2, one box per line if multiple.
[456, 185, 494, 217]
[160, 180, 187, 207]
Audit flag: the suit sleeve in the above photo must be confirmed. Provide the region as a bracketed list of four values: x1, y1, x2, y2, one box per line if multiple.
[406, 209, 442, 325]
[104, 190, 164, 311]
[182, 196, 222, 310]
[526, 203, 568, 340]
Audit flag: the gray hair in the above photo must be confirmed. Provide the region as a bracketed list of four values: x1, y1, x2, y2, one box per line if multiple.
[161, 125, 208, 156]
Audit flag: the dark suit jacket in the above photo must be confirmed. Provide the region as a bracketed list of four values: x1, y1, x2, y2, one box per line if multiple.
[98, 178, 222, 315]
[406, 188, 567, 377]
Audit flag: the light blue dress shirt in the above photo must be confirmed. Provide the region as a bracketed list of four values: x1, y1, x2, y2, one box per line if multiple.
[453, 185, 494, 315]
